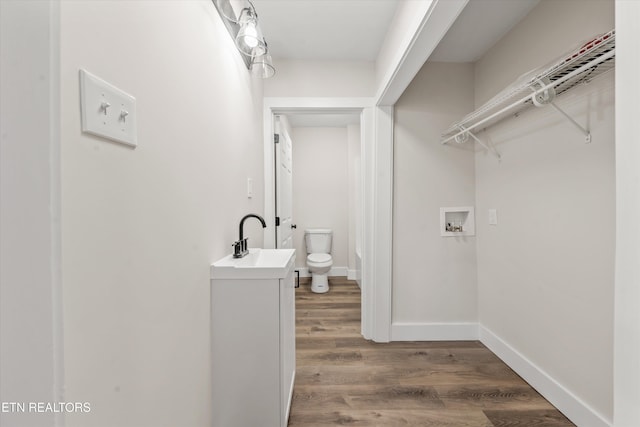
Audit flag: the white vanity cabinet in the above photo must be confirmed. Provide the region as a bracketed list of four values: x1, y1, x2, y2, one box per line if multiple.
[210, 249, 296, 427]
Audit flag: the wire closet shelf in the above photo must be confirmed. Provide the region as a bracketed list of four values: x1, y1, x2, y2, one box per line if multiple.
[441, 29, 615, 158]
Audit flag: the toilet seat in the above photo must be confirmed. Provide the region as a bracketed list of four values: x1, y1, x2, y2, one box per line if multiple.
[307, 253, 332, 269]
[307, 253, 331, 263]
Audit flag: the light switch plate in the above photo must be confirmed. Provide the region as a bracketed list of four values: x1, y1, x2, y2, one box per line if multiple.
[247, 178, 253, 198]
[488, 209, 498, 225]
[79, 69, 137, 147]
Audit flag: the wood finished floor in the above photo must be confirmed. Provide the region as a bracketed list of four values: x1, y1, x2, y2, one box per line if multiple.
[289, 277, 575, 427]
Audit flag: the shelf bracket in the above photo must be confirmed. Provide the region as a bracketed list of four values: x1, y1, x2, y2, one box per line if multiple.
[529, 80, 592, 143]
[548, 101, 592, 143]
[455, 126, 501, 160]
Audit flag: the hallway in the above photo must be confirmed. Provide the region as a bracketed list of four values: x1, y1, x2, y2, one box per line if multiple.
[289, 278, 574, 426]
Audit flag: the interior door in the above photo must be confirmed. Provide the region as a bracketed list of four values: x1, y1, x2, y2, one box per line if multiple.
[275, 117, 295, 249]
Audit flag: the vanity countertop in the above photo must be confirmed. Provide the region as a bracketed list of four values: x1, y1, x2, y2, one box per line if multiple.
[210, 248, 295, 280]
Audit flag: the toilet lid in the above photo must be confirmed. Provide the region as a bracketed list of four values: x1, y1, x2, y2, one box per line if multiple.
[308, 253, 331, 263]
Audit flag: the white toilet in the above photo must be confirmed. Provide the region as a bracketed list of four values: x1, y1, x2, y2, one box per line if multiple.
[304, 229, 333, 293]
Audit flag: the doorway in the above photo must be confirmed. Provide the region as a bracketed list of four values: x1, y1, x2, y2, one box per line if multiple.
[274, 113, 362, 285]
[262, 97, 393, 341]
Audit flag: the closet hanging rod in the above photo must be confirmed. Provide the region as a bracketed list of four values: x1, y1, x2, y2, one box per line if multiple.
[441, 47, 615, 146]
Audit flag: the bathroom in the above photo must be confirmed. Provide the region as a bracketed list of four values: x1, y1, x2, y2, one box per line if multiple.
[1, 1, 639, 427]
[276, 113, 362, 290]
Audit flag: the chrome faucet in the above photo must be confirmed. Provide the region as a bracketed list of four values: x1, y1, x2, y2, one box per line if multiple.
[233, 214, 267, 258]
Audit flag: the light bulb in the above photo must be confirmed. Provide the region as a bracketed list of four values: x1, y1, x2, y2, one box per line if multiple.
[235, 7, 266, 57]
[243, 22, 258, 48]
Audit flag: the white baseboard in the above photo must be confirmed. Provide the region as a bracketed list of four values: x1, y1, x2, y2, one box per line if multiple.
[479, 326, 611, 427]
[347, 269, 358, 281]
[295, 268, 310, 277]
[331, 267, 348, 277]
[390, 322, 479, 341]
[295, 266, 348, 278]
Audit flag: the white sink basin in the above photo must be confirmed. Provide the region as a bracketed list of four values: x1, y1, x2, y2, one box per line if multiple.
[210, 248, 296, 280]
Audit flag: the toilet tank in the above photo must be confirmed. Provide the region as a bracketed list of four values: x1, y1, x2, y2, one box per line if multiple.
[304, 229, 332, 254]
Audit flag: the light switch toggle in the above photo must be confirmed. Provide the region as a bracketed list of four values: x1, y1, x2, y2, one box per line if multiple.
[119, 110, 129, 123]
[100, 101, 111, 115]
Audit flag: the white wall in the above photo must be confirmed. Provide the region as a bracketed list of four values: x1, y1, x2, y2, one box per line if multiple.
[59, 1, 264, 426]
[264, 59, 375, 97]
[0, 1, 62, 426]
[474, 0, 614, 423]
[392, 61, 478, 339]
[291, 127, 349, 274]
[614, 1, 640, 426]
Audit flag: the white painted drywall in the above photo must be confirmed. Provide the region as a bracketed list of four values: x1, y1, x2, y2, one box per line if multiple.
[59, 1, 264, 426]
[0, 1, 61, 426]
[614, 1, 640, 425]
[392, 62, 478, 329]
[264, 59, 375, 97]
[474, 0, 614, 422]
[291, 127, 349, 273]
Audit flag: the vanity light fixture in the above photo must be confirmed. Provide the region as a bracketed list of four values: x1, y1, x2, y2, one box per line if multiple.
[212, 0, 275, 78]
[250, 52, 275, 78]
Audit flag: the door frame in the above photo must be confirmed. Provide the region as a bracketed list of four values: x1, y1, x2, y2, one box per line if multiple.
[263, 97, 393, 342]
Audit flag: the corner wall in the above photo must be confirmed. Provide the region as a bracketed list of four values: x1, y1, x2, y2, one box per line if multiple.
[1, 1, 61, 426]
[392, 61, 478, 340]
[60, 2, 264, 426]
[474, 0, 615, 424]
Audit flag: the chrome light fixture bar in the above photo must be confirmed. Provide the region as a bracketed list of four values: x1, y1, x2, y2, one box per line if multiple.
[212, 0, 275, 78]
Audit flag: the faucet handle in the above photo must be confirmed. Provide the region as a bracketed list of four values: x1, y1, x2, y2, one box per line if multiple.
[232, 240, 243, 258]
[232, 239, 249, 258]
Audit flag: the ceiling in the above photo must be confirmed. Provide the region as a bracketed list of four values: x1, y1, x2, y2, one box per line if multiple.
[254, 0, 539, 63]
[253, 0, 540, 127]
[429, 0, 540, 62]
[253, 0, 400, 61]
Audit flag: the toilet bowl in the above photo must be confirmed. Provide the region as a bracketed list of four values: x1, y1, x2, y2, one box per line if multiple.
[304, 229, 333, 294]
[307, 253, 332, 293]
